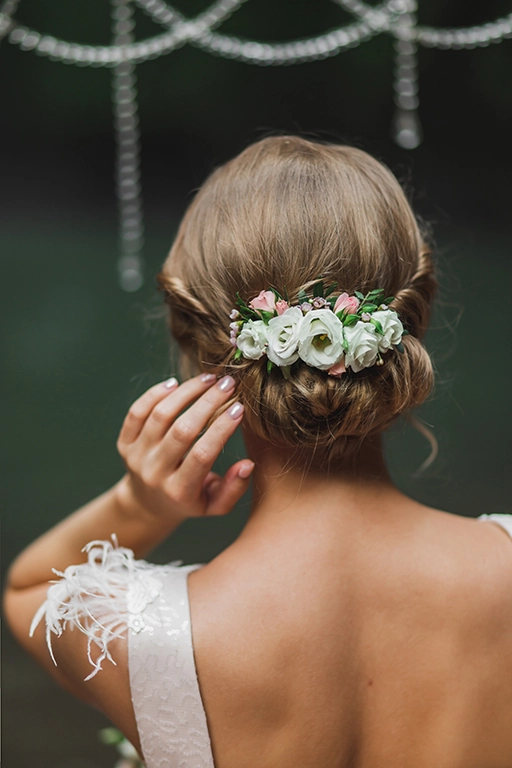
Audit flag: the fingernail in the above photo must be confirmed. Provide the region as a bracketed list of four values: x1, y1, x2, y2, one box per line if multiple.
[164, 377, 178, 389]
[217, 375, 235, 392]
[227, 401, 244, 420]
[200, 373, 216, 383]
[238, 461, 254, 479]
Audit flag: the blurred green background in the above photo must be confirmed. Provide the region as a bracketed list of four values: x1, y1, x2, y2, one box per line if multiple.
[2, 1, 512, 765]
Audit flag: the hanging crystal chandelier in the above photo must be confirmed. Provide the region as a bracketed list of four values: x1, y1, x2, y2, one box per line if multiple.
[1, 0, 510, 290]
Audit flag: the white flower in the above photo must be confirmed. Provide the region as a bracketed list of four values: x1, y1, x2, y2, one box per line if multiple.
[343, 320, 380, 372]
[297, 309, 345, 370]
[236, 320, 268, 360]
[266, 307, 302, 366]
[371, 309, 404, 352]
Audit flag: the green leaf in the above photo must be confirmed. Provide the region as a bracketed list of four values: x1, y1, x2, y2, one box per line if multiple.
[370, 318, 384, 335]
[239, 308, 259, 322]
[313, 280, 324, 298]
[270, 288, 286, 301]
[298, 289, 309, 304]
[99, 728, 125, 746]
[324, 283, 338, 297]
[281, 365, 292, 380]
[259, 309, 275, 325]
[233, 348, 243, 360]
[267, 359, 275, 373]
[383, 296, 395, 305]
[367, 288, 384, 299]
[344, 314, 359, 326]
[354, 291, 364, 301]
[360, 303, 377, 312]
[395, 342, 404, 354]
[235, 294, 259, 320]
[402, 329, 409, 336]
[283, 286, 290, 303]
[235, 291, 250, 309]
[342, 336, 349, 352]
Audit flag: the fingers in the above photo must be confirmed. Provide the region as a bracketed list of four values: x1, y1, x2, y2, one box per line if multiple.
[203, 460, 255, 517]
[159, 378, 240, 470]
[117, 372, 254, 518]
[168, 400, 246, 494]
[138, 375, 238, 457]
[117, 373, 216, 449]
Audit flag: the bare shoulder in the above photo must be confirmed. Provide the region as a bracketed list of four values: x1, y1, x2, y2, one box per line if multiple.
[418, 507, 512, 627]
[45, 623, 142, 755]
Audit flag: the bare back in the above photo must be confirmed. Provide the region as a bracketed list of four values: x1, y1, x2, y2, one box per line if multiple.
[188, 504, 512, 768]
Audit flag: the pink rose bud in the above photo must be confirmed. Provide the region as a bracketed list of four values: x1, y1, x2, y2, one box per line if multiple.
[334, 293, 360, 314]
[312, 297, 327, 308]
[249, 290, 276, 312]
[275, 299, 290, 315]
[328, 359, 347, 378]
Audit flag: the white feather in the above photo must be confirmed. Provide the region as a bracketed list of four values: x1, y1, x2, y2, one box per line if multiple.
[29, 535, 182, 680]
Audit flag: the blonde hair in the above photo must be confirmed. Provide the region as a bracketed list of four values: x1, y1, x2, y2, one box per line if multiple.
[157, 136, 437, 465]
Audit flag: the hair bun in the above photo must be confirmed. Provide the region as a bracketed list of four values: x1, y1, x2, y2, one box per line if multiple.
[158, 136, 438, 463]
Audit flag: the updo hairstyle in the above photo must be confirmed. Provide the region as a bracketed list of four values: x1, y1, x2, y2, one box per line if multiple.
[157, 136, 437, 463]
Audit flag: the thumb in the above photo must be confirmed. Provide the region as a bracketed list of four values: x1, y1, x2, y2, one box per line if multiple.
[203, 461, 255, 517]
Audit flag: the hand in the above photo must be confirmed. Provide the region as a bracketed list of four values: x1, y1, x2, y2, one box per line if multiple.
[115, 373, 254, 523]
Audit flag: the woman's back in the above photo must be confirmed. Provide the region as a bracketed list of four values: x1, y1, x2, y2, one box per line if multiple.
[187, 503, 512, 768]
[5, 136, 511, 768]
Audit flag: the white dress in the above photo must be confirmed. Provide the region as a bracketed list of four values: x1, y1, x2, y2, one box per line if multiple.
[31, 513, 512, 768]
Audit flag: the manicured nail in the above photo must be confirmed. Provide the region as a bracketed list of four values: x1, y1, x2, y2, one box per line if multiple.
[200, 373, 216, 382]
[164, 377, 178, 389]
[238, 461, 254, 479]
[217, 375, 236, 392]
[227, 401, 244, 420]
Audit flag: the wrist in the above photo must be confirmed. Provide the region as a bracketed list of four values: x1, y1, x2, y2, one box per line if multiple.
[114, 474, 150, 520]
[113, 475, 183, 534]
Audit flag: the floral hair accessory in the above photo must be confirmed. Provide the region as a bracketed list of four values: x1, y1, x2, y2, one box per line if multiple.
[229, 279, 409, 379]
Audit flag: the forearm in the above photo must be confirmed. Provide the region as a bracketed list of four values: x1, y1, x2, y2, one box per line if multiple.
[7, 475, 182, 591]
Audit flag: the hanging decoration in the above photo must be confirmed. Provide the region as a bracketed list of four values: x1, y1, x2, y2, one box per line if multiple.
[1, 0, 511, 290]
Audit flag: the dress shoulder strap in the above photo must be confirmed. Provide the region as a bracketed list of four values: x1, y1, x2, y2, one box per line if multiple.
[128, 563, 215, 768]
[477, 513, 512, 539]
[29, 538, 215, 767]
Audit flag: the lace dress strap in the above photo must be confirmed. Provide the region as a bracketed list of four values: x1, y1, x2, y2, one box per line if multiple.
[29, 538, 215, 768]
[128, 564, 215, 768]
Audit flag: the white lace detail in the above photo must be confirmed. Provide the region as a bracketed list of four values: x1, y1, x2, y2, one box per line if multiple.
[128, 565, 215, 768]
[30, 537, 214, 767]
[29, 536, 182, 680]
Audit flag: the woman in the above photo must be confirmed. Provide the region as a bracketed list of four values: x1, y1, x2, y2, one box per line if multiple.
[5, 136, 512, 768]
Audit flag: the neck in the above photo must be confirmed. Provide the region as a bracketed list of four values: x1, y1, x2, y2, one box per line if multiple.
[239, 426, 403, 537]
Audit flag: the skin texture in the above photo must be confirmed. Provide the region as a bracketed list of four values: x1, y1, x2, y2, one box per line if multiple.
[4, 375, 512, 768]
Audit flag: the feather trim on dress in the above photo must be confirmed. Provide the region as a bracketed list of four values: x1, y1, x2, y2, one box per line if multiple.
[29, 536, 181, 681]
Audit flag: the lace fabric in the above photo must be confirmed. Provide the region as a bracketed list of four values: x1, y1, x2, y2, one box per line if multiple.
[128, 565, 214, 768]
[30, 537, 213, 767]
[30, 514, 511, 768]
